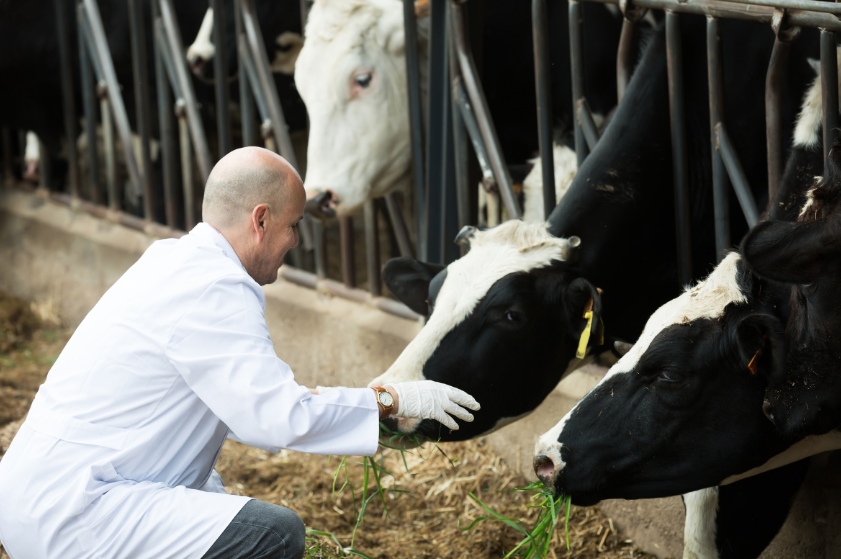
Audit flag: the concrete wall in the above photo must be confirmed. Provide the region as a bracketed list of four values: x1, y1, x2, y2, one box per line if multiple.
[2, 187, 839, 559]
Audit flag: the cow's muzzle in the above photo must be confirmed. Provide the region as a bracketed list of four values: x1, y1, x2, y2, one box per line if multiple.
[533, 452, 560, 491]
[305, 190, 338, 219]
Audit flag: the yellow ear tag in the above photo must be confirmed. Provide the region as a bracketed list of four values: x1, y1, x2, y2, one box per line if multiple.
[576, 311, 594, 359]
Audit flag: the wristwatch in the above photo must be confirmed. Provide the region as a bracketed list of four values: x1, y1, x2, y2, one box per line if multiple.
[371, 386, 394, 416]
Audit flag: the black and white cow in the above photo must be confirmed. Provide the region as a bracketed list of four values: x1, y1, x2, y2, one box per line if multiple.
[369, 19, 819, 443]
[533, 70, 841, 559]
[294, 0, 624, 215]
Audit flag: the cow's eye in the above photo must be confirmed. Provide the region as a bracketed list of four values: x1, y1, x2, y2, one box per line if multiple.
[354, 73, 372, 88]
[505, 311, 522, 323]
[658, 371, 679, 382]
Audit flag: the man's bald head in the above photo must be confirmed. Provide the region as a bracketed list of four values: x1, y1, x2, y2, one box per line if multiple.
[203, 147, 303, 229]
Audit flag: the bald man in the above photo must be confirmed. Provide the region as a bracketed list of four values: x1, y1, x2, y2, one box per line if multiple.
[0, 147, 479, 559]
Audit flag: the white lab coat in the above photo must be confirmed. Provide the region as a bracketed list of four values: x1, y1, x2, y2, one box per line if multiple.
[0, 223, 379, 559]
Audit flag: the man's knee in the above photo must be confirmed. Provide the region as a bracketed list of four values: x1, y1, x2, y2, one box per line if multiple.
[268, 504, 305, 559]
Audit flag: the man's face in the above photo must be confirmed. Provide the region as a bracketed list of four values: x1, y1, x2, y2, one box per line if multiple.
[256, 184, 306, 285]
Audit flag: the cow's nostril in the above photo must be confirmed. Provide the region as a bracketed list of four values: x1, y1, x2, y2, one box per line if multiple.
[533, 453, 556, 486]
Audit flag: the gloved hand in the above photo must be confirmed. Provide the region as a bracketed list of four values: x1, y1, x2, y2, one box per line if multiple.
[385, 381, 480, 431]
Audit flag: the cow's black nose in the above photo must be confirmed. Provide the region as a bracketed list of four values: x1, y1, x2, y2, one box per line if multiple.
[533, 453, 556, 489]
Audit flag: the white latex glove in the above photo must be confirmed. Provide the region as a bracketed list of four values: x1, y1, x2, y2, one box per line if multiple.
[385, 381, 480, 431]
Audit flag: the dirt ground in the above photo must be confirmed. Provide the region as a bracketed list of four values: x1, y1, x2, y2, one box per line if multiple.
[0, 292, 660, 559]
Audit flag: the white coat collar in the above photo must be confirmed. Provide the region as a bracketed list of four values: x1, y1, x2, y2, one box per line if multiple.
[190, 223, 246, 272]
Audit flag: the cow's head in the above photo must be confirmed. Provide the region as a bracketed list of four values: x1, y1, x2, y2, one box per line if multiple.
[186, 7, 304, 80]
[295, 0, 414, 216]
[743, 148, 841, 438]
[368, 221, 605, 442]
[533, 253, 793, 504]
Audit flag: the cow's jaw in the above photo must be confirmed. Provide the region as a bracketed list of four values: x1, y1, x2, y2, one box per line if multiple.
[369, 221, 577, 436]
[534, 253, 747, 494]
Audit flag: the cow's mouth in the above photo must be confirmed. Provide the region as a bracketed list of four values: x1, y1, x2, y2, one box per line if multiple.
[189, 55, 208, 78]
[378, 417, 428, 449]
[304, 190, 338, 219]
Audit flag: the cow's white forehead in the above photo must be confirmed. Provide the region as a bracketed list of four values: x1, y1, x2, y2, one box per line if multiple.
[369, 221, 574, 387]
[305, 0, 396, 45]
[535, 252, 747, 458]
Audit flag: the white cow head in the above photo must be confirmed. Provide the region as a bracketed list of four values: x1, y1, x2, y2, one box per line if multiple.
[295, 0, 413, 216]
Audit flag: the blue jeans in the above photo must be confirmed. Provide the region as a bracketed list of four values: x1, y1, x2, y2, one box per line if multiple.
[202, 500, 306, 559]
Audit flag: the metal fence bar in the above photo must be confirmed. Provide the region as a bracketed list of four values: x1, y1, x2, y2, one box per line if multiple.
[617, 17, 637, 103]
[666, 10, 692, 285]
[128, 0, 155, 221]
[721, 0, 841, 16]
[715, 123, 759, 226]
[77, 4, 100, 204]
[234, 0, 256, 147]
[533, 0, 556, 219]
[54, 0, 79, 198]
[402, 0, 427, 261]
[212, 0, 232, 157]
[384, 193, 416, 258]
[821, 29, 838, 163]
[707, 16, 730, 258]
[583, 0, 841, 31]
[83, 0, 143, 196]
[453, 80, 495, 189]
[569, 0, 589, 167]
[101, 93, 118, 210]
[765, 30, 794, 202]
[177, 101, 196, 228]
[151, 0, 178, 227]
[364, 201, 381, 295]
[576, 97, 600, 151]
[340, 216, 356, 288]
[159, 0, 214, 185]
[241, 0, 298, 168]
[451, 1, 521, 220]
[427, 0, 448, 264]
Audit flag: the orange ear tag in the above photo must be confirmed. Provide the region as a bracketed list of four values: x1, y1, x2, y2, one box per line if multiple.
[747, 348, 762, 375]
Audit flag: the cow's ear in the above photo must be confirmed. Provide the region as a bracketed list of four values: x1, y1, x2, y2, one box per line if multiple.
[741, 218, 841, 285]
[377, 12, 405, 56]
[733, 313, 787, 387]
[564, 278, 603, 349]
[383, 258, 446, 317]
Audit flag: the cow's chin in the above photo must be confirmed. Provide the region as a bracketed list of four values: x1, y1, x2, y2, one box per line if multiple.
[378, 417, 428, 449]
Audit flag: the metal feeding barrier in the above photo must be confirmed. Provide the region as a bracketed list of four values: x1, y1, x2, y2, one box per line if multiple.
[0, 0, 421, 320]
[559, 0, 841, 285]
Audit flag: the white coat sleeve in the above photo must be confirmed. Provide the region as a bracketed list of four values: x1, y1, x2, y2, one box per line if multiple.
[164, 274, 380, 456]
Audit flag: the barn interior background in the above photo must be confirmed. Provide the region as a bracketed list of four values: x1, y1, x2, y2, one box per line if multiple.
[2, 0, 841, 557]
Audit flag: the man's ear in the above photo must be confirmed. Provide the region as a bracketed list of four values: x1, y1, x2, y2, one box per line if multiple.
[741, 217, 841, 285]
[564, 278, 603, 344]
[733, 313, 787, 387]
[383, 258, 446, 317]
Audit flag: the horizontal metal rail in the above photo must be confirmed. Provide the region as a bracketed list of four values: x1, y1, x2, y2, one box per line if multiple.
[584, 0, 841, 31]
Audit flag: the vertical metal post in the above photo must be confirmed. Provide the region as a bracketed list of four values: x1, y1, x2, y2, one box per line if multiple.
[533, 0, 556, 219]
[1, 128, 11, 185]
[569, 0, 589, 166]
[384, 193, 415, 258]
[340, 216, 356, 288]
[666, 11, 692, 285]
[617, 18, 637, 103]
[707, 17, 730, 259]
[38, 139, 54, 192]
[426, 0, 447, 264]
[766, 35, 792, 203]
[78, 4, 100, 203]
[364, 200, 381, 295]
[312, 220, 327, 278]
[128, 0, 155, 220]
[212, 0, 232, 157]
[821, 29, 838, 163]
[54, 0, 79, 198]
[101, 93, 119, 210]
[152, 0, 177, 227]
[234, 0, 255, 147]
[402, 0, 426, 260]
[178, 106, 196, 229]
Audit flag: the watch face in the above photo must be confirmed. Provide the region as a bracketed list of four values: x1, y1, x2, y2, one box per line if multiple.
[379, 391, 393, 407]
